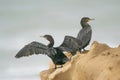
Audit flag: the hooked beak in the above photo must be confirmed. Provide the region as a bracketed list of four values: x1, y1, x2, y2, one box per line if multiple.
[88, 18, 95, 22]
[40, 36, 47, 40]
[90, 18, 95, 20]
[40, 36, 43, 37]
[40, 36, 45, 38]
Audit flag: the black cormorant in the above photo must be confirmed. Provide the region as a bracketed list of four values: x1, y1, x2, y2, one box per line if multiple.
[59, 17, 94, 55]
[15, 35, 69, 69]
[77, 17, 94, 51]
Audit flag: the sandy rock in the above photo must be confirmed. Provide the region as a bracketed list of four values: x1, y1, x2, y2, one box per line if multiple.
[40, 41, 120, 80]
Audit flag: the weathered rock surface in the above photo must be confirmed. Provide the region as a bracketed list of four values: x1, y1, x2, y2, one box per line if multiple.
[40, 41, 120, 80]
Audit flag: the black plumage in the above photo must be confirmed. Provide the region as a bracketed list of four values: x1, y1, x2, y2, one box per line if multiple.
[15, 35, 69, 69]
[59, 17, 94, 55]
[59, 35, 82, 55]
[77, 17, 94, 51]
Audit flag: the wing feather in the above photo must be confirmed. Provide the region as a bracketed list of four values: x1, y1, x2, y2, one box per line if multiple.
[15, 41, 49, 58]
[59, 36, 82, 53]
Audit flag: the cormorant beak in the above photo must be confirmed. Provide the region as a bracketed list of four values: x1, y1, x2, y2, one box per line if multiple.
[88, 18, 95, 22]
[40, 36, 43, 37]
[40, 36, 46, 39]
[40, 36, 48, 41]
[89, 18, 95, 21]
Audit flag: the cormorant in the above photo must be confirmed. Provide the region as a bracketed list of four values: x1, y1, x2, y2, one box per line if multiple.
[77, 17, 94, 51]
[15, 35, 69, 69]
[59, 17, 94, 55]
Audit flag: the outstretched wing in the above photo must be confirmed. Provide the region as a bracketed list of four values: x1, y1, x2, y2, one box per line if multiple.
[59, 36, 82, 53]
[15, 41, 49, 58]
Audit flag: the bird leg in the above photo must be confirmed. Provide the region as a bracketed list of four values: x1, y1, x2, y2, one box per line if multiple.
[54, 65, 57, 69]
[60, 65, 63, 68]
[82, 49, 89, 53]
[83, 48, 86, 52]
[78, 49, 82, 53]
[54, 65, 63, 69]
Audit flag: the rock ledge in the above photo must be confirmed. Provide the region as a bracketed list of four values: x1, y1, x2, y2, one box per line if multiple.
[40, 41, 120, 80]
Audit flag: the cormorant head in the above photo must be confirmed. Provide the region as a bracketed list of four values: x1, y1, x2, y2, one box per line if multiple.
[81, 17, 94, 23]
[43, 35, 53, 41]
[40, 34, 54, 47]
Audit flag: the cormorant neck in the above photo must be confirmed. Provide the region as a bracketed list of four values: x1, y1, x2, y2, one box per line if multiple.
[48, 38, 54, 48]
[81, 21, 90, 28]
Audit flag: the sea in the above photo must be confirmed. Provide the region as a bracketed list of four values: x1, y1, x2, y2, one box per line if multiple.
[0, 0, 120, 80]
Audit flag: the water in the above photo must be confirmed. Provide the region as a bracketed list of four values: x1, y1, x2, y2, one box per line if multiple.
[0, 0, 120, 80]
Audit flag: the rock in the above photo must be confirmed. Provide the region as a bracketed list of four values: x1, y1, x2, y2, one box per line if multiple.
[40, 41, 120, 80]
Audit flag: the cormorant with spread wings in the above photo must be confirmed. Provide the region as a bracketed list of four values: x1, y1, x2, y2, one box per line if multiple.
[15, 35, 70, 69]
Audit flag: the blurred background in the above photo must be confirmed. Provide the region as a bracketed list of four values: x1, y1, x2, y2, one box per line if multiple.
[0, 0, 120, 80]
